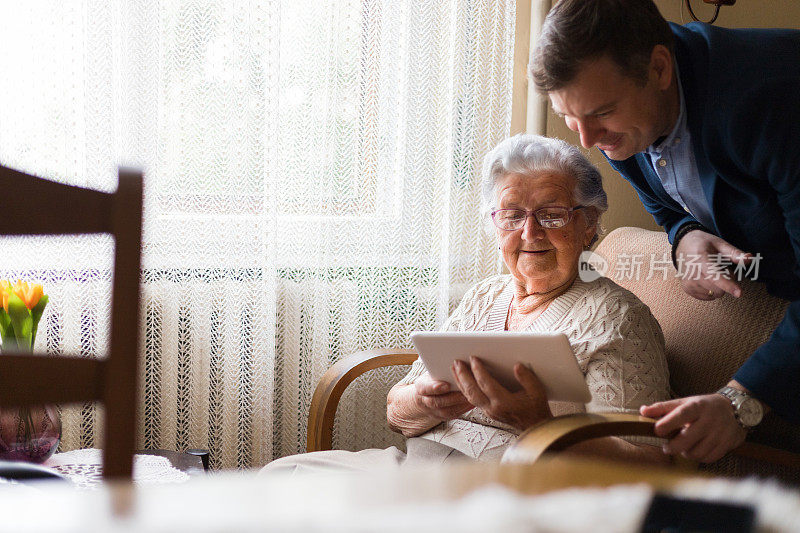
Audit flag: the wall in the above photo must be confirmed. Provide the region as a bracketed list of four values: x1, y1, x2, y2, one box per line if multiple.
[541, 1, 800, 240]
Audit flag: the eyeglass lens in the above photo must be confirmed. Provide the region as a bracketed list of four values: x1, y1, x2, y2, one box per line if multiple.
[492, 207, 571, 230]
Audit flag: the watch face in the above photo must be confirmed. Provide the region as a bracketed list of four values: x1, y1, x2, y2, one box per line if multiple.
[738, 398, 764, 427]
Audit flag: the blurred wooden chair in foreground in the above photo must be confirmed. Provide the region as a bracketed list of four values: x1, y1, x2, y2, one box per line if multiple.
[0, 165, 143, 480]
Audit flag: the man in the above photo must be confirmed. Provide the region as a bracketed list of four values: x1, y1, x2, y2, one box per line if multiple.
[530, 0, 800, 462]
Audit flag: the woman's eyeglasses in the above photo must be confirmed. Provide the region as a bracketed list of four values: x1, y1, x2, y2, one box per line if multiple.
[490, 206, 586, 231]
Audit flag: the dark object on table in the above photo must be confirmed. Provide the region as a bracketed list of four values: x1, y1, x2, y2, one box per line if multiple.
[185, 448, 210, 471]
[0, 165, 144, 481]
[0, 460, 68, 483]
[138, 449, 206, 476]
[640, 493, 755, 533]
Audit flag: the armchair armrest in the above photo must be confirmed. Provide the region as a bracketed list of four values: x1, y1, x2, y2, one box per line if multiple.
[307, 349, 418, 452]
[504, 413, 657, 464]
[505, 412, 800, 472]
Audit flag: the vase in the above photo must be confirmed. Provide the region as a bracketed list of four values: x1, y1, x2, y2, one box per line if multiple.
[0, 404, 61, 463]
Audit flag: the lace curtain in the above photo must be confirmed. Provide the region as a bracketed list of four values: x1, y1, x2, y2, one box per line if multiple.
[0, 0, 515, 468]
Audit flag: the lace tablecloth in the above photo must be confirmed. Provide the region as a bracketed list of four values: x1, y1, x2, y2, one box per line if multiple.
[44, 448, 190, 489]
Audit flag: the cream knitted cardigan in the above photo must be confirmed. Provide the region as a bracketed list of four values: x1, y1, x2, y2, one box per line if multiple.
[398, 274, 670, 461]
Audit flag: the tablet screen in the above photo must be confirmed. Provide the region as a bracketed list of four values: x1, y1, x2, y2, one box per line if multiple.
[410, 331, 591, 403]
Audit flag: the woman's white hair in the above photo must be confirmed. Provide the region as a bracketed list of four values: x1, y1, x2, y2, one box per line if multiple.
[481, 134, 608, 238]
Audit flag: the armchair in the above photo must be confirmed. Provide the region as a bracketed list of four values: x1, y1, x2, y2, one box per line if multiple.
[307, 228, 800, 483]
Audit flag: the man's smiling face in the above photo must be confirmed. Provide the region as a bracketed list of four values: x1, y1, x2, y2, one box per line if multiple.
[548, 51, 676, 161]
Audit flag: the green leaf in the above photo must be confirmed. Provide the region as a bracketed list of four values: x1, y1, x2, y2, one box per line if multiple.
[0, 310, 17, 352]
[30, 294, 48, 350]
[7, 292, 32, 351]
[1, 335, 19, 353]
[0, 309, 11, 343]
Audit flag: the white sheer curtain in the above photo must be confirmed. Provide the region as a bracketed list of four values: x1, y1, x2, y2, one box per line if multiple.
[0, 0, 515, 468]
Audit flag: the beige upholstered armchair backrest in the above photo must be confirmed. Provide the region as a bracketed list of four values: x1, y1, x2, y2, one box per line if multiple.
[596, 227, 800, 473]
[595, 227, 787, 399]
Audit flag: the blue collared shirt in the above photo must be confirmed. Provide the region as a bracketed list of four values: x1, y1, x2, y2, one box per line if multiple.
[645, 72, 714, 230]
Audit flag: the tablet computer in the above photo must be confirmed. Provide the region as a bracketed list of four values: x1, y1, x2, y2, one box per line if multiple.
[410, 331, 591, 403]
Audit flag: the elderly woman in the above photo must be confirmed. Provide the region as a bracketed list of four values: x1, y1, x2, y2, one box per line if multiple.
[262, 134, 670, 475]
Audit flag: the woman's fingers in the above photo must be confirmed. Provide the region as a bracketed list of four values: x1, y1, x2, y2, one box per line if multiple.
[414, 373, 452, 396]
[514, 363, 546, 399]
[468, 356, 507, 398]
[452, 358, 490, 407]
[513, 363, 552, 425]
[452, 358, 551, 431]
[418, 391, 471, 419]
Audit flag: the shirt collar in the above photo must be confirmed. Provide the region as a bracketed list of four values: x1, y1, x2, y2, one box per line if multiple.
[646, 65, 687, 156]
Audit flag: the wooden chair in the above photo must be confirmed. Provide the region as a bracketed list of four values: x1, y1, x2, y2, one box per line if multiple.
[307, 227, 800, 484]
[0, 165, 143, 480]
[307, 348, 417, 453]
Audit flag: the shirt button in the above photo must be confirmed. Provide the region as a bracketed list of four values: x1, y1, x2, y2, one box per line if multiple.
[658, 159, 667, 167]
[674, 137, 681, 145]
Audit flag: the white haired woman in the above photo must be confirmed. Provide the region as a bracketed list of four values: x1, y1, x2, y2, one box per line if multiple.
[262, 134, 670, 475]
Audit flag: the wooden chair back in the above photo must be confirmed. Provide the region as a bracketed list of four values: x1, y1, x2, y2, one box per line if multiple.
[0, 165, 143, 480]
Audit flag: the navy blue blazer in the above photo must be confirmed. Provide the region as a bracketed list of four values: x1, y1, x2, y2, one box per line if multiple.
[605, 22, 800, 422]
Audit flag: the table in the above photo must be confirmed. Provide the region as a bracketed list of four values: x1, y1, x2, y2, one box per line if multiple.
[44, 448, 201, 489]
[2, 456, 798, 532]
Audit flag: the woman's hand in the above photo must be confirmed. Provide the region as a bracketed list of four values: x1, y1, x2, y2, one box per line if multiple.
[451, 356, 552, 432]
[386, 373, 473, 438]
[412, 374, 474, 421]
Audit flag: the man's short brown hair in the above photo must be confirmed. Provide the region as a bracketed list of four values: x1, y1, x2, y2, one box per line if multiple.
[531, 0, 674, 93]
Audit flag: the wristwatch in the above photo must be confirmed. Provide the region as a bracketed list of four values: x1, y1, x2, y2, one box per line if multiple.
[716, 386, 764, 429]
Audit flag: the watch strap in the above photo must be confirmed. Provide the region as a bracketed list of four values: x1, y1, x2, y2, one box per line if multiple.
[716, 386, 759, 430]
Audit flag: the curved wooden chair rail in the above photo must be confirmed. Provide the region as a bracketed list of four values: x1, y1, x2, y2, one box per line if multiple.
[504, 413, 659, 464]
[506, 413, 800, 470]
[306, 349, 417, 453]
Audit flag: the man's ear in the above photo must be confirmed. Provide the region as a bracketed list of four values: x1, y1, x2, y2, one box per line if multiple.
[650, 44, 674, 91]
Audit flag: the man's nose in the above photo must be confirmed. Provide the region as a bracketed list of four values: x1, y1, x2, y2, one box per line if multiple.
[567, 118, 601, 149]
[577, 121, 602, 149]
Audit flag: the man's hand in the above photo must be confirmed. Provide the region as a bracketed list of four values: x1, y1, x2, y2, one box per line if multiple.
[639, 394, 747, 462]
[675, 229, 752, 300]
[451, 356, 552, 432]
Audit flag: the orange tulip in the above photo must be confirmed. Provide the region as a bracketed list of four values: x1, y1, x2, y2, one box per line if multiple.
[12, 280, 44, 310]
[0, 280, 11, 313]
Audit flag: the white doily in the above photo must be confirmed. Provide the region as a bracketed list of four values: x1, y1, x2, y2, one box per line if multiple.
[44, 448, 190, 490]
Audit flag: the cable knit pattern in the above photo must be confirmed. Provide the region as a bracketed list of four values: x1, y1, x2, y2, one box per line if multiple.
[397, 274, 670, 461]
